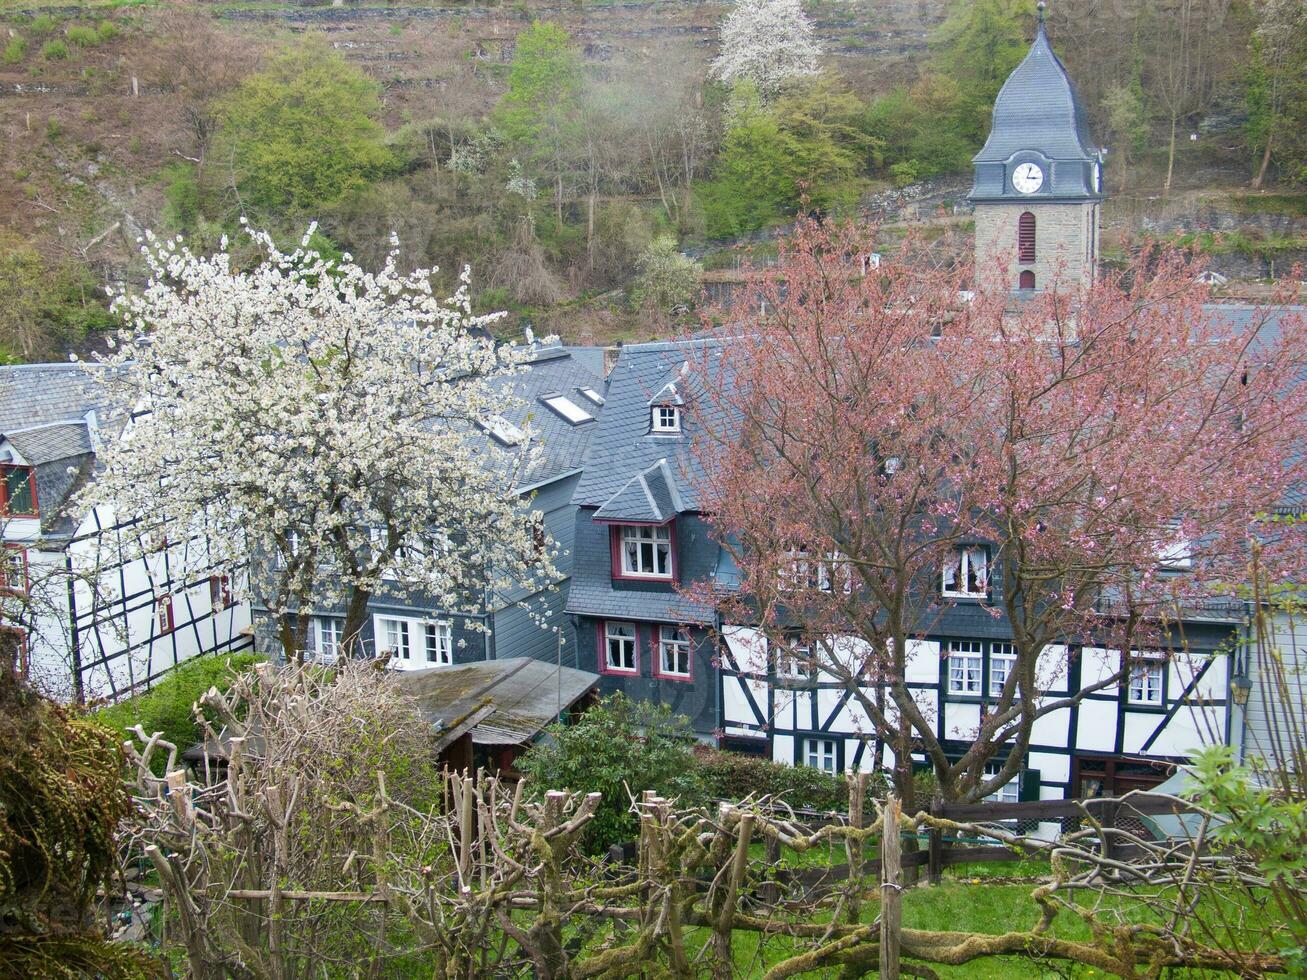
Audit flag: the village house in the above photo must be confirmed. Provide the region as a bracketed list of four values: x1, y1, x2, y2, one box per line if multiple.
[248, 342, 608, 671]
[0, 363, 253, 702]
[562, 16, 1302, 802]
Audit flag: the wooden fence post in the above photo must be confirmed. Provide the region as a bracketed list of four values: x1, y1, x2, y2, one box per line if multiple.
[880, 796, 902, 980]
[846, 770, 867, 923]
[928, 795, 944, 886]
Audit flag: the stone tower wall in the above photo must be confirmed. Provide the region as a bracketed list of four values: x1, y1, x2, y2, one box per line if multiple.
[974, 201, 1099, 293]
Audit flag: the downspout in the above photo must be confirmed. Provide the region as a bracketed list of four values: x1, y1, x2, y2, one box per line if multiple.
[65, 549, 83, 705]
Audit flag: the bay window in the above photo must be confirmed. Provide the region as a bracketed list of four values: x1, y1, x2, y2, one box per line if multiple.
[424, 621, 453, 665]
[379, 616, 411, 660]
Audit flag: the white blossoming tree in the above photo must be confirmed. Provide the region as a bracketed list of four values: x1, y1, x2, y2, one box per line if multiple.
[84, 225, 555, 663]
[710, 0, 822, 99]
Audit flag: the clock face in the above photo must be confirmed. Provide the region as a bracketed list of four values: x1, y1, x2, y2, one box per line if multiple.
[1012, 162, 1044, 194]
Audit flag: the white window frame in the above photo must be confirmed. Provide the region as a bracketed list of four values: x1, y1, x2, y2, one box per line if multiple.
[314, 616, 345, 662]
[604, 620, 637, 673]
[947, 640, 984, 695]
[651, 405, 681, 434]
[984, 762, 1020, 805]
[779, 638, 814, 678]
[942, 545, 989, 599]
[803, 737, 838, 774]
[989, 642, 1017, 698]
[1127, 652, 1165, 705]
[274, 530, 300, 570]
[423, 620, 453, 665]
[378, 616, 412, 661]
[658, 625, 691, 677]
[619, 524, 673, 579]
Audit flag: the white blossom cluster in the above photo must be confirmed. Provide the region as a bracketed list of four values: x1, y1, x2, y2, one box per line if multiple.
[710, 0, 822, 98]
[83, 224, 558, 654]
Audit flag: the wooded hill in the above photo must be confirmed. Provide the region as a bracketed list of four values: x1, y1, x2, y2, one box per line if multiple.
[1, 0, 1305, 359]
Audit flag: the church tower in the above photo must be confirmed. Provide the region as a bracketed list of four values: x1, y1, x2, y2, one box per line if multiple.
[970, 3, 1104, 294]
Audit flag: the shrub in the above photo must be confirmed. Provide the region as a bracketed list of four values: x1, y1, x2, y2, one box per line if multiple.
[518, 693, 705, 853]
[29, 14, 59, 36]
[41, 40, 69, 61]
[96, 19, 119, 42]
[94, 652, 266, 767]
[2, 36, 26, 64]
[66, 25, 98, 47]
[694, 747, 876, 813]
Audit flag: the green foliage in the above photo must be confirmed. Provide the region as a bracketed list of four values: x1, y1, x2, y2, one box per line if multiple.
[518, 693, 704, 852]
[930, 0, 1030, 143]
[693, 747, 866, 812]
[866, 76, 975, 185]
[0, 236, 116, 361]
[3, 35, 27, 64]
[41, 39, 69, 61]
[216, 37, 394, 216]
[0, 641, 158, 979]
[96, 19, 120, 42]
[1184, 744, 1307, 966]
[65, 25, 98, 47]
[161, 163, 200, 231]
[94, 652, 266, 767]
[29, 14, 59, 36]
[629, 235, 702, 312]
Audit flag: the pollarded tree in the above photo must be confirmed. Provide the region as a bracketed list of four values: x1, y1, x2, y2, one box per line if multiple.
[83, 224, 556, 663]
[709, 0, 821, 100]
[686, 218, 1307, 809]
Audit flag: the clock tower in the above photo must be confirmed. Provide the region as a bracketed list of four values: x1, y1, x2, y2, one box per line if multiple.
[970, 3, 1104, 294]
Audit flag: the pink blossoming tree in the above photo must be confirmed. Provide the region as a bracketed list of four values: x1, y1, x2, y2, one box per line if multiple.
[686, 218, 1307, 807]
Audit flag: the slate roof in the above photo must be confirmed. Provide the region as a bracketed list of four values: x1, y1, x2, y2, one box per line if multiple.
[0, 363, 119, 435]
[0, 364, 123, 536]
[971, 18, 1102, 201]
[572, 341, 723, 510]
[593, 458, 685, 524]
[394, 656, 599, 745]
[488, 344, 608, 489]
[5, 422, 93, 465]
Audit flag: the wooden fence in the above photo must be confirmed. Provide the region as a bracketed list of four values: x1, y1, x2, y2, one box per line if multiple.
[608, 791, 1199, 892]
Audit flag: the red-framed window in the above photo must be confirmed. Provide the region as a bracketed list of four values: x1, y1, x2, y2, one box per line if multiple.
[599, 620, 638, 676]
[1018, 212, 1036, 264]
[0, 465, 37, 517]
[209, 573, 233, 609]
[653, 625, 692, 681]
[155, 594, 175, 635]
[609, 522, 676, 582]
[0, 546, 28, 595]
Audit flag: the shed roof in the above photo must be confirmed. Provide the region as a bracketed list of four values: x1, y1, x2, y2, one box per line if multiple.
[395, 657, 599, 746]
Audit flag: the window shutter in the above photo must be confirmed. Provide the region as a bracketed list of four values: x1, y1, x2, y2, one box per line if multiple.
[1018, 212, 1036, 263]
[1019, 767, 1041, 801]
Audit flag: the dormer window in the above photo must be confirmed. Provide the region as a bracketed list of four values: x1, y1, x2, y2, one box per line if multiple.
[942, 545, 989, 599]
[614, 523, 673, 579]
[651, 405, 681, 434]
[0, 465, 36, 517]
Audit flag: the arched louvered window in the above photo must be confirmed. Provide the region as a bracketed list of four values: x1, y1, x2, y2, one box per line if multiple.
[1018, 212, 1036, 264]
[1019, 269, 1036, 290]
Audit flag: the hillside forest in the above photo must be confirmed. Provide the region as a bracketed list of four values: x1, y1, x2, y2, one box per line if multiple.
[1, 0, 1306, 360]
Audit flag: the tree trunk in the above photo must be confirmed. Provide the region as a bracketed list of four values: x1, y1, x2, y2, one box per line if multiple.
[1252, 134, 1274, 190]
[341, 587, 373, 661]
[1164, 114, 1178, 197]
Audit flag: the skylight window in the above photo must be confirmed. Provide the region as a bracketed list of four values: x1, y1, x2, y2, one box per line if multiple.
[577, 386, 605, 406]
[482, 415, 526, 446]
[541, 394, 594, 425]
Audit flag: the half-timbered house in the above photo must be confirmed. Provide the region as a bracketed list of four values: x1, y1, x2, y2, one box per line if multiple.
[0, 363, 253, 701]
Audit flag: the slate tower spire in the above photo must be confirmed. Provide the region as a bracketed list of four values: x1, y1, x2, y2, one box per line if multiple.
[970, 2, 1104, 294]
